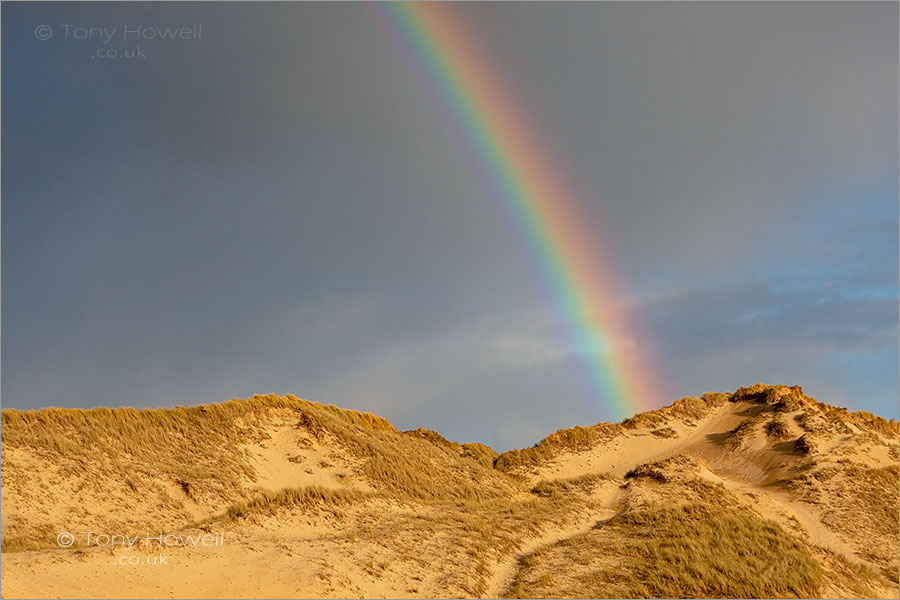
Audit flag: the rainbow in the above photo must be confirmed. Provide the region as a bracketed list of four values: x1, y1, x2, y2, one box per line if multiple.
[378, 3, 661, 420]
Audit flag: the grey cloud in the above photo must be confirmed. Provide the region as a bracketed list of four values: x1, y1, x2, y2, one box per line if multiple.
[2, 2, 896, 449]
[644, 277, 897, 356]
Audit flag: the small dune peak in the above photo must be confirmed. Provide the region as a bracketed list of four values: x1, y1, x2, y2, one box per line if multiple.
[729, 383, 811, 408]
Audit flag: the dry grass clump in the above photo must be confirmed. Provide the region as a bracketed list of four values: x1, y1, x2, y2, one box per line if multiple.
[730, 383, 802, 405]
[530, 473, 615, 498]
[494, 423, 620, 472]
[221, 485, 367, 521]
[845, 410, 899, 437]
[800, 401, 898, 439]
[352, 436, 510, 504]
[623, 455, 718, 488]
[841, 465, 898, 536]
[729, 383, 774, 404]
[403, 427, 453, 445]
[793, 434, 817, 455]
[765, 418, 791, 440]
[725, 414, 766, 449]
[401, 428, 499, 467]
[505, 501, 822, 599]
[774, 394, 805, 413]
[673, 392, 730, 418]
[798, 409, 854, 438]
[814, 404, 858, 434]
[731, 384, 820, 415]
[0, 524, 61, 552]
[460, 442, 499, 467]
[623, 393, 728, 430]
[625, 462, 670, 483]
[790, 463, 899, 574]
[0, 396, 393, 501]
[651, 426, 677, 438]
[804, 468, 896, 588]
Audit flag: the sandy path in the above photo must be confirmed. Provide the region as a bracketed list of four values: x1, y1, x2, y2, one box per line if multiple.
[484, 482, 624, 599]
[717, 476, 863, 562]
[482, 508, 618, 599]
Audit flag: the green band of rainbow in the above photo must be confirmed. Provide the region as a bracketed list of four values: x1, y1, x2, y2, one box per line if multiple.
[380, 3, 660, 420]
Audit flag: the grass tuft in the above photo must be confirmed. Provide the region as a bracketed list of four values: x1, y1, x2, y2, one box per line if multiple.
[506, 502, 823, 598]
[221, 486, 367, 521]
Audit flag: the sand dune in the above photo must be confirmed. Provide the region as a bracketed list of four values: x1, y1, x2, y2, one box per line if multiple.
[1, 384, 897, 598]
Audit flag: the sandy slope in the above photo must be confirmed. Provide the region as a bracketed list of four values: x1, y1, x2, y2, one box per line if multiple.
[1, 385, 897, 599]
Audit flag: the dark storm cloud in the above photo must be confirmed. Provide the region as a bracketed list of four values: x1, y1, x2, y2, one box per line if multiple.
[2, 2, 896, 450]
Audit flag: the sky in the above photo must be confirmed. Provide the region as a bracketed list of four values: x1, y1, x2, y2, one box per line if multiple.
[2, 2, 897, 451]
